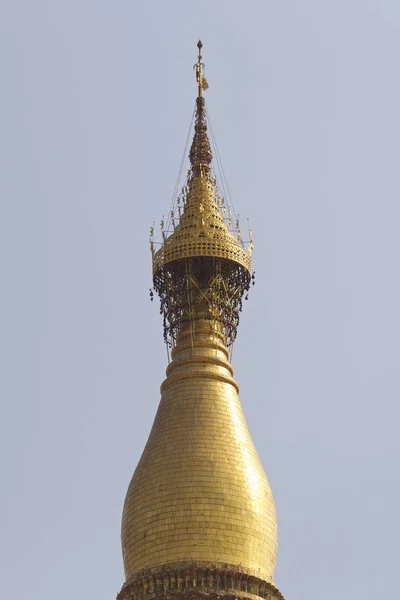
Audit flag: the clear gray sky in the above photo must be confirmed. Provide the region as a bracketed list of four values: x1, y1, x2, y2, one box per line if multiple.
[1, 1, 399, 598]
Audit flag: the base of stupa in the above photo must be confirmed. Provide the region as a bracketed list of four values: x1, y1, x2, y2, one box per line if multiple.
[117, 563, 284, 600]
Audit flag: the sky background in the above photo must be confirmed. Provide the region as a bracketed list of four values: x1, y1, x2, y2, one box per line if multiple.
[1, 1, 399, 599]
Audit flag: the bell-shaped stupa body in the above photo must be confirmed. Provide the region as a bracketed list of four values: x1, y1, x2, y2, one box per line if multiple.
[118, 42, 284, 600]
[122, 321, 278, 583]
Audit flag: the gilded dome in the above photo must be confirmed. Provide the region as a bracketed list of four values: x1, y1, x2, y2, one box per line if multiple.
[121, 324, 278, 584]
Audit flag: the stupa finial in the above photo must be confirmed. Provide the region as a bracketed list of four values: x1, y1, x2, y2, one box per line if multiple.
[151, 42, 254, 349]
[194, 39, 209, 97]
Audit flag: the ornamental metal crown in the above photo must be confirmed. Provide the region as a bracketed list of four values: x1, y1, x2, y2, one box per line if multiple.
[150, 42, 254, 349]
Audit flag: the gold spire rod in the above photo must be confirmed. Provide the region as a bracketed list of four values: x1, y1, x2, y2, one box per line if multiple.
[195, 39, 208, 97]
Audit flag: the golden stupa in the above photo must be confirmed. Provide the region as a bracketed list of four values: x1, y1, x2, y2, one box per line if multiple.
[118, 42, 284, 600]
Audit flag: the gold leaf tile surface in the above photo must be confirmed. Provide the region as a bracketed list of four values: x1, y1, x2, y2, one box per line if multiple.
[122, 323, 278, 584]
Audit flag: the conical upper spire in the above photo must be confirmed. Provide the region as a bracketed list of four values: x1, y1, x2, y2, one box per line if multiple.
[190, 42, 212, 171]
[189, 96, 212, 173]
[118, 43, 284, 600]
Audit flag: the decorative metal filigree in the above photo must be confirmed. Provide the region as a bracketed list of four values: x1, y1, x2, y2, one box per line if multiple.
[153, 257, 254, 348]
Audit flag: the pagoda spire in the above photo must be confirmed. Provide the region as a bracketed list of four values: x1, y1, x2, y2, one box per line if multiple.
[118, 42, 284, 600]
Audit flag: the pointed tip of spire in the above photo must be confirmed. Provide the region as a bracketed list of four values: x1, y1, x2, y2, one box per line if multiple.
[194, 39, 209, 98]
[196, 40, 203, 65]
[191, 40, 211, 171]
